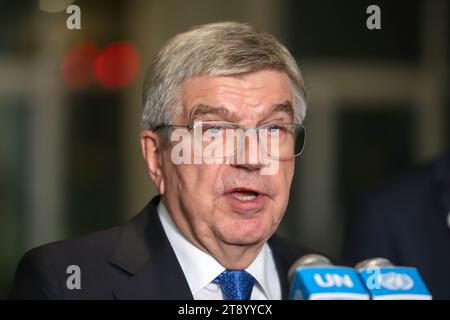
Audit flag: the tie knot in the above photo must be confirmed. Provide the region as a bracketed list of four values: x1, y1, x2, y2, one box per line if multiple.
[213, 270, 255, 300]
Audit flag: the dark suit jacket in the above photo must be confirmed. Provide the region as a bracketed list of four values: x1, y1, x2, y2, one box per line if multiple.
[343, 153, 450, 299]
[9, 196, 309, 299]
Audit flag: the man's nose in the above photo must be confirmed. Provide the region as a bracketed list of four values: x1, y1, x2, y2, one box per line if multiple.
[229, 130, 266, 171]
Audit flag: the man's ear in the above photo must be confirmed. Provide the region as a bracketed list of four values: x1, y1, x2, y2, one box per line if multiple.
[140, 130, 165, 194]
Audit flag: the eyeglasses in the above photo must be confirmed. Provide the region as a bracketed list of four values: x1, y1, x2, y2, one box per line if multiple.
[155, 121, 306, 160]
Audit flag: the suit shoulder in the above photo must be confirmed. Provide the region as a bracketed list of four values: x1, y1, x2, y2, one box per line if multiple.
[30, 224, 123, 262]
[9, 224, 123, 300]
[9, 243, 65, 299]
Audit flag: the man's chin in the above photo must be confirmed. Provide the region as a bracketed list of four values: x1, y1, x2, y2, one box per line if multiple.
[228, 216, 277, 241]
[221, 229, 271, 247]
[224, 238, 260, 246]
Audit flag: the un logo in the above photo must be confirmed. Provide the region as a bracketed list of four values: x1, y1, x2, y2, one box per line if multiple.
[379, 272, 414, 290]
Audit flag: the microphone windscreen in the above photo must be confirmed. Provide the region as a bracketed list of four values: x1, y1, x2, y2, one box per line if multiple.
[288, 254, 370, 300]
[356, 258, 432, 300]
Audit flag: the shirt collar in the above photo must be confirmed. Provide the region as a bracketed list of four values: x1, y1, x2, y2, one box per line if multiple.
[157, 200, 275, 298]
[246, 243, 276, 299]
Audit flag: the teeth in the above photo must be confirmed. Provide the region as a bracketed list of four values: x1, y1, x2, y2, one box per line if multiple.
[232, 193, 257, 201]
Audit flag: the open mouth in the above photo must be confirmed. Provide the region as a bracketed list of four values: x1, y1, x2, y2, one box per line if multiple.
[231, 189, 260, 201]
[224, 187, 267, 212]
[227, 188, 263, 202]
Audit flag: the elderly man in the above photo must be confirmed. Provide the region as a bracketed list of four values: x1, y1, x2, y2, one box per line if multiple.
[10, 22, 309, 300]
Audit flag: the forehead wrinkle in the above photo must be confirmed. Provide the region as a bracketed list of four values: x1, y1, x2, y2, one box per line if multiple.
[188, 99, 294, 125]
[182, 72, 293, 124]
[239, 99, 293, 123]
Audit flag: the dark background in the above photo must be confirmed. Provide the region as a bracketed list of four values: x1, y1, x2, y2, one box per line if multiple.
[0, 0, 448, 298]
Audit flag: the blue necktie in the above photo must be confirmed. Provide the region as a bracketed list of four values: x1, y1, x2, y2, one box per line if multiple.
[213, 270, 255, 300]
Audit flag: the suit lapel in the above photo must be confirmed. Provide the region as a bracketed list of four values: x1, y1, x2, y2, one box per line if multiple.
[112, 251, 193, 300]
[271, 250, 291, 299]
[110, 196, 193, 300]
[268, 235, 306, 300]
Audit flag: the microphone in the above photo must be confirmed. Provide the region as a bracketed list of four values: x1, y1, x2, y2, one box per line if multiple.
[355, 258, 432, 300]
[288, 254, 370, 300]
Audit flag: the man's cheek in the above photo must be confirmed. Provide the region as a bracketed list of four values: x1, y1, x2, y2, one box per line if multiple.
[261, 158, 279, 176]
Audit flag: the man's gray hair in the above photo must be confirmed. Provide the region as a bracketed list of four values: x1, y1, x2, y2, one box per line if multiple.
[142, 21, 306, 130]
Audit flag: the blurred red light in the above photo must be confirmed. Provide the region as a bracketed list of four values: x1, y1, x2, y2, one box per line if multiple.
[61, 42, 100, 88]
[94, 42, 139, 89]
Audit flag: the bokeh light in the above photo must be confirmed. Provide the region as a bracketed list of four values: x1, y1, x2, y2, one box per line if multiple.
[61, 42, 100, 88]
[94, 42, 139, 89]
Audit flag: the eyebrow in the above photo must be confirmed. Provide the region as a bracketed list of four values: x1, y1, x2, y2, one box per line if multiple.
[189, 104, 231, 122]
[188, 100, 294, 122]
[269, 101, 294, 118]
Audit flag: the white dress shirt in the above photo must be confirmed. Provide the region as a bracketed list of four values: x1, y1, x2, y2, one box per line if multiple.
[157, 201, 281, 300]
